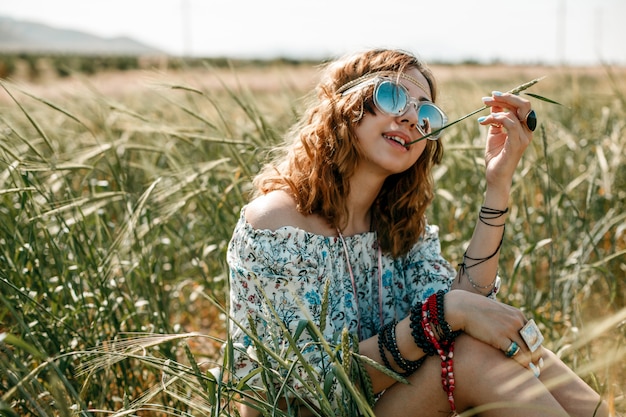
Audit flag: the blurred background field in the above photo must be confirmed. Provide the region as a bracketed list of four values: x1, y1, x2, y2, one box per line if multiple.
[0, 58, 625, 416]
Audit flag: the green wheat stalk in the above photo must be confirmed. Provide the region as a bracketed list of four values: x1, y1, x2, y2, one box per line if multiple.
[407, 76, 557, 145]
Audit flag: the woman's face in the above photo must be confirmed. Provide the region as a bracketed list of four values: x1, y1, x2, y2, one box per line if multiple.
[353, 68, 432, 178]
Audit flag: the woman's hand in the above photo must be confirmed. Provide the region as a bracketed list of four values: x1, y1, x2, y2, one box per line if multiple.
[445, 289, 543, 372]
[478, 92, 535, 192]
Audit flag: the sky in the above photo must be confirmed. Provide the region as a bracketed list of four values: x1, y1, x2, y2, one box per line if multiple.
[1, 0, 625, 66]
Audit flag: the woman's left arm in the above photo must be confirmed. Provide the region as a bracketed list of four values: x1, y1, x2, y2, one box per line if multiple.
[451, 91, 534, 294]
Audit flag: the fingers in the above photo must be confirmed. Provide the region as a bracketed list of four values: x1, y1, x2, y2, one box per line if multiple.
[478, 111, 523, 135]
[500, 319, 545, 377]
[502, 337, 541, 372]
[480, 91, 535, 134]
[485, 90, 533, 120]
[465, 295, 546, 377]
[460, 295, 545, 377]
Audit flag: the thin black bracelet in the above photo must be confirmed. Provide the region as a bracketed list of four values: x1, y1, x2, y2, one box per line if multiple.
[479, 206, 508, 227]
[468, 206, 506, 265]
[409, 303, 437, 356]
[383, 319, 425, 376]
[480, 206, 508, 215]
[459, 263, 498, 294]
[462, 229, 504, 269]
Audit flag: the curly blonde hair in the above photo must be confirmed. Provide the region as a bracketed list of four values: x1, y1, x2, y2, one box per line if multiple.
[253, 48, 444, 257]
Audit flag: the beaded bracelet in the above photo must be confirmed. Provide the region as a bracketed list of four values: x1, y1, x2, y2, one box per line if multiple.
[425, 292, 449, 342]
[434, 291, 462, 342]
[378, 320, 425, 377]
[409, 302, 438, 357]
[422, 293, 457, 413]
[384, 319, 426, 376]
[377, 321, 395, 372]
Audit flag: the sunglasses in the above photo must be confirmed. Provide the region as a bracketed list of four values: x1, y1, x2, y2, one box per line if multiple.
[340, 76, 448, 140]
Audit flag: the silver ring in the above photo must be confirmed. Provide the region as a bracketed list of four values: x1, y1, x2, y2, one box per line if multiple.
[504, 341, 520, 358]
[519, 319, 544, 352]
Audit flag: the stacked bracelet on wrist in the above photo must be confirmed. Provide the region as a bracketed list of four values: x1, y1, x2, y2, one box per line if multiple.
[460, 205, 508, 297]
[410, 302, 438, 356]
[433, 291, 462, 341]
[421, 292, 457, 413]
[479, 205, 508, 227]
[378, 291, 461, 413]
[410, 291, 461, 414]
[378, 319, 426, 377]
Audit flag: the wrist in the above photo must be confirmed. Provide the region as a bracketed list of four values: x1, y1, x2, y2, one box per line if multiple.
[483, 184, 511, 209]
[396, 317, 422, 361]
[443, 290, 465, 332]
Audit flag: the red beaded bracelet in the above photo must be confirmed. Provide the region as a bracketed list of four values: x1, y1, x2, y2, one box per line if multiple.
[422, 294, 457, 413]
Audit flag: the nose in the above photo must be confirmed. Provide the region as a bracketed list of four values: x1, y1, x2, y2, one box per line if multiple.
[397, 101, 419, 130]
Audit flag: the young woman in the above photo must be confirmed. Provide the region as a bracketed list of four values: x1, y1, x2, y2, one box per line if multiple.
[227, 48, 607, 416]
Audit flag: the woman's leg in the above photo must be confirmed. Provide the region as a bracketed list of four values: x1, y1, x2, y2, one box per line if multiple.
[537, 348, 608, 417]
[374, 334, 607, 416]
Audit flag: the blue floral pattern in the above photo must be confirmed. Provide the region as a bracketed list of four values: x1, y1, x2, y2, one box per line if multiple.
[227, 207, 456, 404]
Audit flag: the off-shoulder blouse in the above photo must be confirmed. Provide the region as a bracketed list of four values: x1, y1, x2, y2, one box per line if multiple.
[227, 207, 456, 405]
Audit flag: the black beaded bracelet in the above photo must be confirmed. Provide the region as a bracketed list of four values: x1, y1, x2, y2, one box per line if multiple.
[409, 303, 438, 357]
[384, 319, 426, 376]
[377, 321, 395, 372]
[434, 291, 462, 343]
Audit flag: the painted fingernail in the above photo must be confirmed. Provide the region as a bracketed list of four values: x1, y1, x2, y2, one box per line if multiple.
[529, 362, 541, 378]
[477, 116, 487, 123]
[538, 358, 544, 368]
[492, 91, 504, 96]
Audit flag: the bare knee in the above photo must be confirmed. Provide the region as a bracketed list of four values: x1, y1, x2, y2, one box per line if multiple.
[451, 334, 569, 415]
[540, 349, 609, 417]
[453, 335, 607, 417]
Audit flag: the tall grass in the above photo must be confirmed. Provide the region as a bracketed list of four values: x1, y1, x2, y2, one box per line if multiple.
[0, 63, 624, 416]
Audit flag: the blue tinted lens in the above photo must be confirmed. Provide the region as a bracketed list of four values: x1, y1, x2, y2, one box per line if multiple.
[374, 80, 408, 116]
[418, 103, 445, 136]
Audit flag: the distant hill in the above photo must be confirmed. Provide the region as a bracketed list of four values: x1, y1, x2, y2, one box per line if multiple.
[0, 15, 165, 55]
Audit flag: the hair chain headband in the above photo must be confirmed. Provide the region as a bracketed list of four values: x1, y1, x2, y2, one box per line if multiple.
[337, 70, 431, 97]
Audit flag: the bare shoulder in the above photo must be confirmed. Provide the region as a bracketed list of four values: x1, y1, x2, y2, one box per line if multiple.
[244, 190, 334, 235]
[244, 190, 302, 231]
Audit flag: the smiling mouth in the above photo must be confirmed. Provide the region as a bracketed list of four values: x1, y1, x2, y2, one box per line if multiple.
[383, 134, 406, 146]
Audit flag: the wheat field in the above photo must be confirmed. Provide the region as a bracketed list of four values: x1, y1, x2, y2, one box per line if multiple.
[0, 61, 624, 416]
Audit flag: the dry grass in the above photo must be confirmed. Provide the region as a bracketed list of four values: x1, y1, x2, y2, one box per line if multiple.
[1, 60, 624, 416]
[4, 62, 624, 100]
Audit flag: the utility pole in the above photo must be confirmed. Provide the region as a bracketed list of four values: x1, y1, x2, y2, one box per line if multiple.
[556, 0, 566, 65]
[594, 6, 603, 64]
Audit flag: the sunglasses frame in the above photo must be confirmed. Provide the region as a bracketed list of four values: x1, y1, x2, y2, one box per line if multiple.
[340, 76, 448, 140]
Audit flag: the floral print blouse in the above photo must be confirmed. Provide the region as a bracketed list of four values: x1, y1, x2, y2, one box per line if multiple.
[227, 207, 456, 406]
